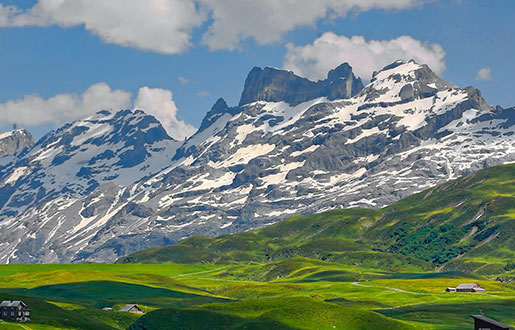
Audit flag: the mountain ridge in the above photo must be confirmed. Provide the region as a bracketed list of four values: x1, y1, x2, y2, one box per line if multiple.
[0, 60, 514, 263]
[118, 163, 515, 276]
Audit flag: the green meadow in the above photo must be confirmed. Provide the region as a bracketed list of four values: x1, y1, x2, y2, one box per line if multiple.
[0, 261, 513, 329]
[0, 164, 513, 329]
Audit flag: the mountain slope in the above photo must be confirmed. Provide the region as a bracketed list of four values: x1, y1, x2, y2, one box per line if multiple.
[0, 110, 181, 263]
[118, 163, 515, 275]
[0, 60, 514, 263]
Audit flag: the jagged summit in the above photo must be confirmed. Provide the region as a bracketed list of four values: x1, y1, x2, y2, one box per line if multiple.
[0, 128, 35, 159]
[238, 63, 363, 106]
[198, 98, 242, 133]
[361, 60, 484, 107]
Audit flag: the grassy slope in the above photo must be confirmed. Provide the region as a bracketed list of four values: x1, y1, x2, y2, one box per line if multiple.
[118, 164, 515, 276]
[0, 265, 229, 330]
[129, 297, 412, 330]
[0, 261, 513, 329]
[0, 165, 513, 329]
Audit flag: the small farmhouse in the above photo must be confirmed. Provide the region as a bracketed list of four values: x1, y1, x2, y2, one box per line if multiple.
[119, 304, 143, 313]
[446, 283, 485, 293]
[456, 283, 485, 293]
[471, 315, 513, 330]
[0, 300, 31, 322]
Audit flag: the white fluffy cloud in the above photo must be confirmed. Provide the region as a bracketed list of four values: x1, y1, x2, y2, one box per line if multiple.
[134, 87, 196, 140]
[0, 0, 206, 54]
[476, 67, 492, 81]
[0, 0, 425, 53]
[0, 83, 132, 126]
[0, 83, 197, 140]
[283, 33, 446, 81]
[201, 0, 424, 51]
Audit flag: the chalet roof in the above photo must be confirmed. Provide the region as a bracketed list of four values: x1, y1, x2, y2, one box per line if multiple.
[120, 304, 142, 312]
[471, 315, 513, 329]
[456, 283, 479, 289]
[0, 301, 26, 307]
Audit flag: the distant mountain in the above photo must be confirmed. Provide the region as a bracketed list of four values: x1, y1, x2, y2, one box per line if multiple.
[118, 163, 515, 276]
[0, 110, 181, 262]
[0, 60, 514, 264]
[0, 128, 34, 158]
[239, 63, 363, 106]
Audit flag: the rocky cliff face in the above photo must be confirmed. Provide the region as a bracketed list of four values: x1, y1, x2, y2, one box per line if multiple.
[0, 60, 513, 264]
[238, 63, 363, 106]
[0, 129, 35, 159]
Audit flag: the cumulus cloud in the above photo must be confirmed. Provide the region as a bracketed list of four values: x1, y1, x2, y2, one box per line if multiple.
[0, 0, 426, 53]
[201, 0, 425, 51]
[0, 83, 132, 126]
[476, 67, 492, 81]
[0, 83, 197, 140]
[283, 33, 446, 81]
[134, 87, 196, 140]
[0, 0, 207, 54]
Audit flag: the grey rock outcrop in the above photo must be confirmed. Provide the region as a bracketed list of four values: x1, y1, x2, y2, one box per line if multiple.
[239, 63, 364, 106]
[0, 129, 35, 159]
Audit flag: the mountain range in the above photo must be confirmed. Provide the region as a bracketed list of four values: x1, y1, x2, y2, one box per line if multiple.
[118, 163, 515, 276]
[0, 59, 514, 263]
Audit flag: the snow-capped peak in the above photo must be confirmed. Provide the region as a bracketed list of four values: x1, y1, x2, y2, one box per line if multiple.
[0, 109, 181, 218]
[0, 60, 513, 264]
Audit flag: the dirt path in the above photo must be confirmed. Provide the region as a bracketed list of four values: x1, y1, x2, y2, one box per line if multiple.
[170, 266, 228, 278]
[351, 281, 430, 295]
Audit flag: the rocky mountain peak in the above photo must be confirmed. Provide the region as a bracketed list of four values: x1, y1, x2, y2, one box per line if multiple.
[238, 63, 363, 106]
[198, 98, 242, 133]
[0, 128, 35, 159]
[361, 59, 467, 104]
[0, 108, 181, 219]
[327, 62, 353, 81]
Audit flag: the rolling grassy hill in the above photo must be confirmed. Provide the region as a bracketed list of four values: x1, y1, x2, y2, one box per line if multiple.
[0, 256, 513, 329]
[0, 165, 513, 329]
[118, 163, 515, 276]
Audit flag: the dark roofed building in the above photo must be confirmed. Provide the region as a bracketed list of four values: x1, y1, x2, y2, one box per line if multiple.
[471, 315, 513, 330]
[456, 283, 485, 293]
[0, 300, 30, 322]
[119, 304, 143, 314]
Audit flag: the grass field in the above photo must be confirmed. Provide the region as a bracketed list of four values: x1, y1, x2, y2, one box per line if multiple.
[0, 260, 513, 329]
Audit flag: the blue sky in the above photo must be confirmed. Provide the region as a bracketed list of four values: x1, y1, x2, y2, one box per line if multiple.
[0, 0, 513, 140]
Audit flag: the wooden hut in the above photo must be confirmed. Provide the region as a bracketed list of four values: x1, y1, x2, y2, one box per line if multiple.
[456, 283, 485, 293]
[119, 304, 144, 313]
[0, 300, 30, 322]
[471, 315, 513, 330]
